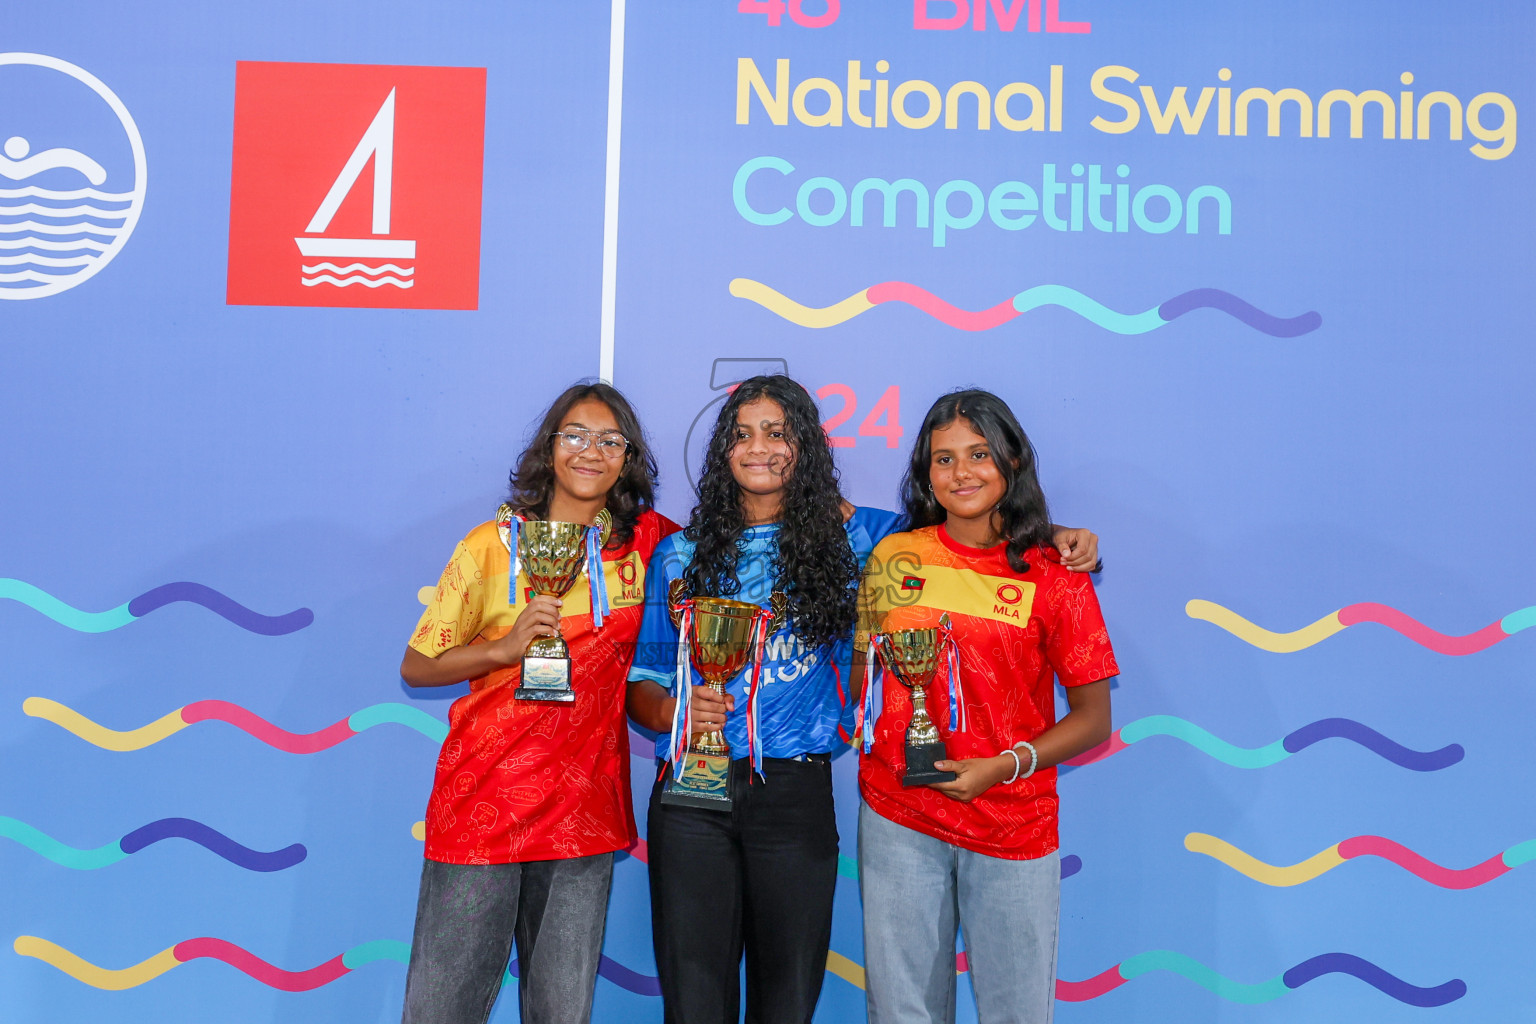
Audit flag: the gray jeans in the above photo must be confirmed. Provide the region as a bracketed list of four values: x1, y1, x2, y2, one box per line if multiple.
[400, 853, 614, 1024]
[858, 802, 1060, 1024]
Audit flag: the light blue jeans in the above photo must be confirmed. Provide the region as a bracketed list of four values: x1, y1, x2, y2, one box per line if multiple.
[859, 801, 1060, 1024]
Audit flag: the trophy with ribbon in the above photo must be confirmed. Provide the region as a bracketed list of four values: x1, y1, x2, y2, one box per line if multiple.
[496, 504, 613, 703]
[864, 614, 963, 786]
[661, 594, 772, 811]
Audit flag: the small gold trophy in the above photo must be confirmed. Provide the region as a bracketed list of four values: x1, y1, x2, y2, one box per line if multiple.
[514, 520, 592, 703]
[660, 596, 761, 811]
[873, 625, 956, 786]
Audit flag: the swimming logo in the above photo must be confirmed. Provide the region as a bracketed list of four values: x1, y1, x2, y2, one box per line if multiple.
[225, 61, 486, 310]
[0, 53, 147, 301]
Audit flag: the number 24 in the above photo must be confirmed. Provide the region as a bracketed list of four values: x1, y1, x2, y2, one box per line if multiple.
[818, 384, 902, 448]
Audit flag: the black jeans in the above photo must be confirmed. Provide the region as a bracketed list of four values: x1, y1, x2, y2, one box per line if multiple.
[400, 854, 613, 1024]
[647, 754, 840, 1024]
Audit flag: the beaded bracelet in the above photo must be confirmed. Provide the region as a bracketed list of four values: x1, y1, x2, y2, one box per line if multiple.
[1001, 747, 1023, 784]
[1012, 740, 1038, 782]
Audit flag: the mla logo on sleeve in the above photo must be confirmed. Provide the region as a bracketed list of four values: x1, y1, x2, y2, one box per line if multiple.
[226, 61, 486, 310]
[0, 53, 146, 300]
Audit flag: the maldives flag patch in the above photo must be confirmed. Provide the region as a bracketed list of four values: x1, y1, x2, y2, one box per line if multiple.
[901, 575, 926, 591]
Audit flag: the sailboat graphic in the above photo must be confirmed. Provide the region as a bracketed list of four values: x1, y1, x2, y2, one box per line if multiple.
[293, 89, 415, 289]
[0, 52, 147, 301]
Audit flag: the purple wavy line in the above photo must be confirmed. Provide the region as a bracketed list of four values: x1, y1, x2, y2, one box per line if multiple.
[1158, 289, 1322, 338]
[118, 818, 307, 872]
[510, 955, 660, 996]
[1282, 953, 1466, 1007]
[1282, 718, 1464, 771]
[1060, 854, 1083, 880]
[127, 583, 314, 636]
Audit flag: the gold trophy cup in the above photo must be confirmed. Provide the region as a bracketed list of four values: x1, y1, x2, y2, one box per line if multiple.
[873, 626, 956, 786]
[514, 520, 591, 702]
[660, 596, 761, 811]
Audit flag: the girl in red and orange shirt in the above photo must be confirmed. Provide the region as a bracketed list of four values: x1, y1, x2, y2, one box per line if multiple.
[857, 389, 1118, 1024]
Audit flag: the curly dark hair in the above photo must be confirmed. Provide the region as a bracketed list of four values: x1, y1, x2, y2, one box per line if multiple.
[508, 381, 657, 547]
[683, 375, 858, 650]
[901, 389, 1053, 573]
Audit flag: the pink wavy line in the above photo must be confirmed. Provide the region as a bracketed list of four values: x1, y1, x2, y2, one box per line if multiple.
[1056, 965, 1128, 1001]
[173, 938, 348, 991]
[1336, 604, 1509, 655]
[180, 701, 355, 753]
[1064, 732, 1127, 766]
[627, 839, 649, 864]
[1337, 836, 1511, 889]
[866, 282, 1019, 332]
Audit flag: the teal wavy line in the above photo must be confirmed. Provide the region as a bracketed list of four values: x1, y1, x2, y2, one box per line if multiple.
[0, 817, 126, 869]
[342, 940, 412, 968]
[341, 939, 514, 985]
[1503, 839, 1536, 868]
[1012, 286, 1166, 335]
[0, 580, 135, 633]
[1120, 715, 1289, 768]
[1500, 607, 1536, 634]
[1120, 951, 1290, 1004]
[838, 854, 858, 880]
[348, 703, 449, 743]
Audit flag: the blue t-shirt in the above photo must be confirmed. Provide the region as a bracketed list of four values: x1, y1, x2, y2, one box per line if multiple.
[630, 506, 904, 759]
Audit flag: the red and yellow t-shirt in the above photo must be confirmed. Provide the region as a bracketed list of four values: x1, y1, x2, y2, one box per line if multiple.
[409, 510, 678, 864]
[856, 525, 1118, 860]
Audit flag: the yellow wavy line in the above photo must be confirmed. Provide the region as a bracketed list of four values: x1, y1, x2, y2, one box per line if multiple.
[826, 950, 866, 989]
[1185, 833, 1345, 886]
[1184, 600, 1344, 653]
[729, 278, 873, 328]
[411, 821, 426, 841]
[22, 697, 187, 751]
[14, 937, 180, 989]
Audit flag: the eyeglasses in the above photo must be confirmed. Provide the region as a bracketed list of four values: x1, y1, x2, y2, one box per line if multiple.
[551, 429, 630, 457]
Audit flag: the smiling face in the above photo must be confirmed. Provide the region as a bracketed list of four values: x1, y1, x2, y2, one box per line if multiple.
[728, 396, 796, 503]
[550, 398, 626, 506]
[928, 416, 1008, 534]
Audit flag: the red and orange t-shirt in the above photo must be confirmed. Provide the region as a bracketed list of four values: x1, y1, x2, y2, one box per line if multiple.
[856, 524, 1118, 860]
[409, 509, 678, 864]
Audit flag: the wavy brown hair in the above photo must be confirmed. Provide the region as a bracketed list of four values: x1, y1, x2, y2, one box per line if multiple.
[508, 381, 657, 546]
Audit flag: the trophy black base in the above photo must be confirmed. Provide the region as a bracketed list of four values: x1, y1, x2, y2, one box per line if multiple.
[902, 741, 956, 786]
[660, 752, 733, 812]
[516, 656, 575, 703]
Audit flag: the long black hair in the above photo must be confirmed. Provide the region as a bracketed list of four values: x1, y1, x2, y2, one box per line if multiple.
[901, 389, 1053, 573]
[508, 381, 657, 546]
[684, 375, 858, 650]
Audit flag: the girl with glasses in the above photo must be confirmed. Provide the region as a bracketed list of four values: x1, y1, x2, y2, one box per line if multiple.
[398, 382, 679, 1024]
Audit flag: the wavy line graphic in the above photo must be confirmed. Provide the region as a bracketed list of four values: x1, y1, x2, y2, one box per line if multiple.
[1062, 715, 1462, 772]
[1187, 598, 1532, 654]
[0, 236, 109, 252]
[0, 186, 133, 203]
[301, 274, 414, 288]
[17, 936, 1461, 1005]
[300, 262, 415, 276]
[0, 253, 95, 267]
[15, 936, 660, 995]
[1186, 832, 1527, 889]
[23, 698, 446, 752]
[0, 816, 304, 872]
[1052, 951, 1464, 1006]
[0, 579, 312, 635]
[729, 279, 1321, 338]
[0, 203, 127, 219]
